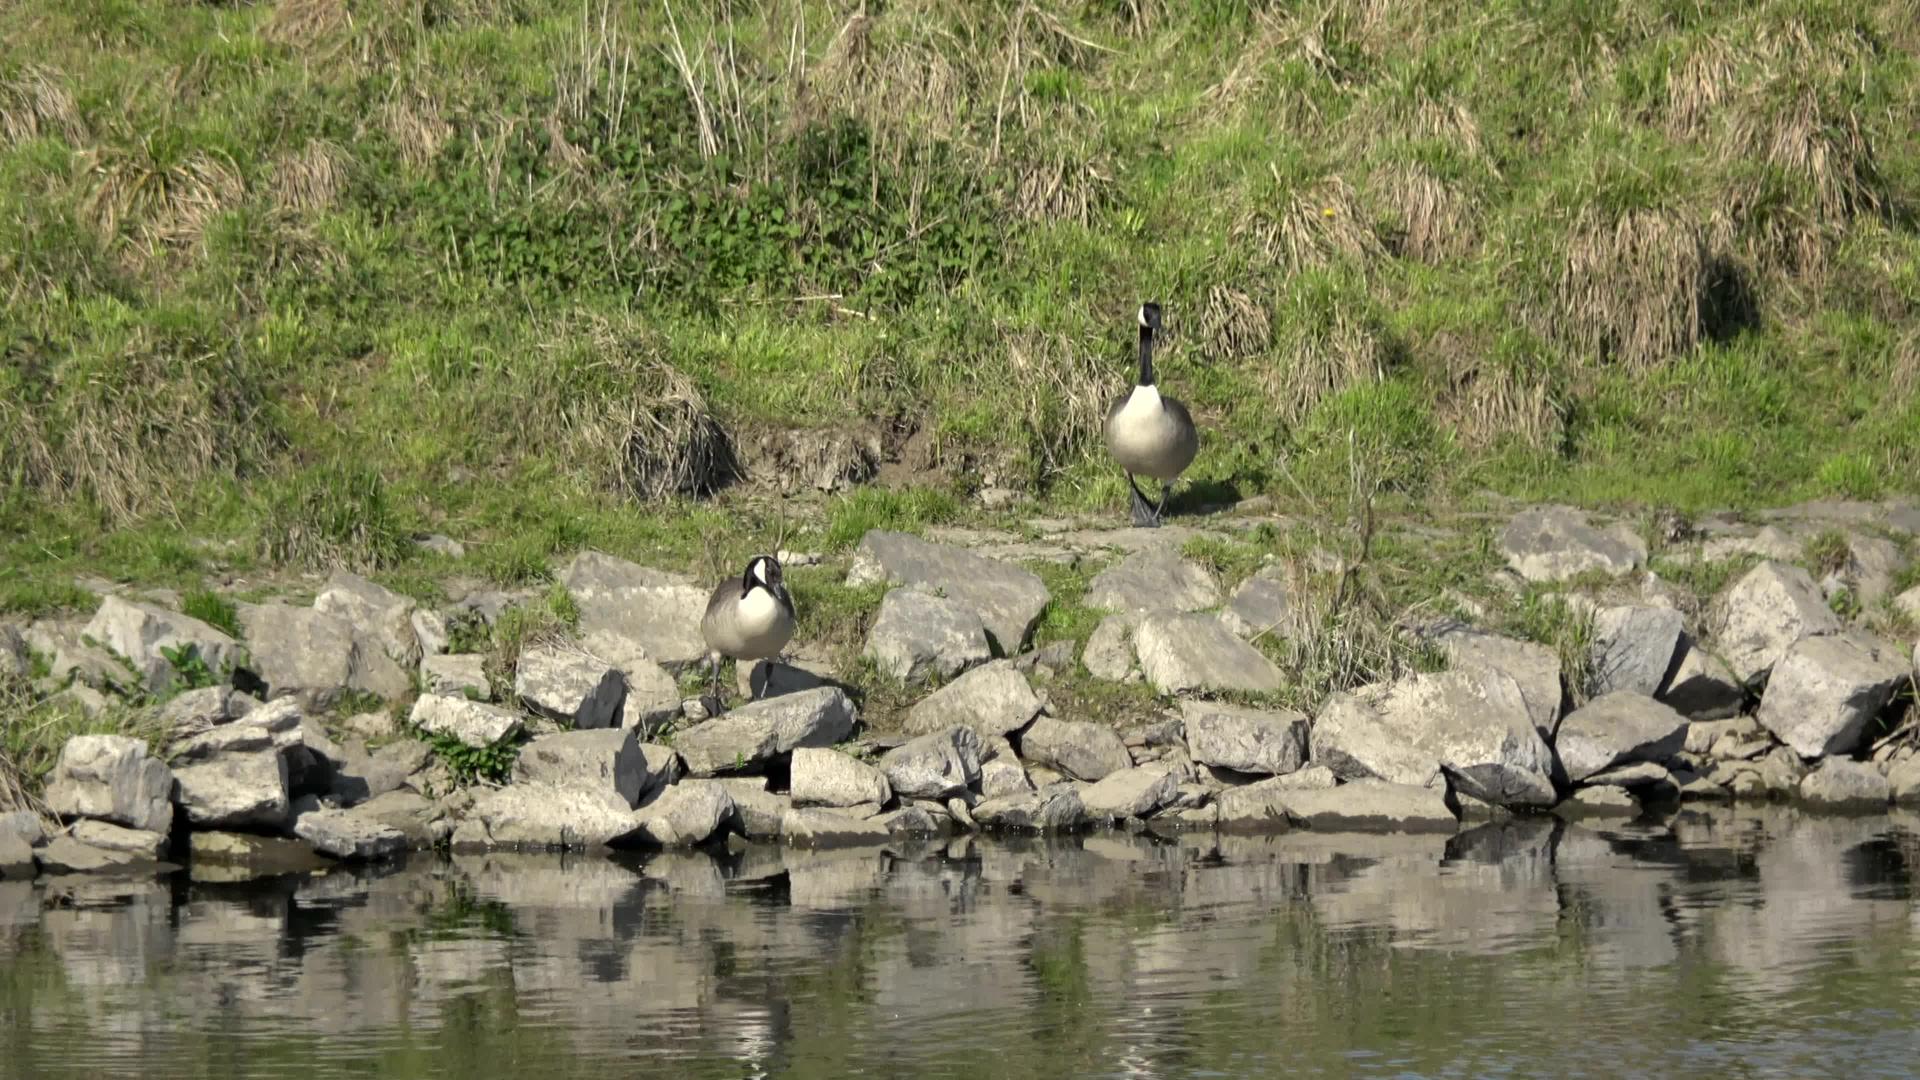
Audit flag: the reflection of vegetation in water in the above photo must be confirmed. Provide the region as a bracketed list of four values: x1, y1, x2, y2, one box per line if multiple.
[411, 879, 519, 943]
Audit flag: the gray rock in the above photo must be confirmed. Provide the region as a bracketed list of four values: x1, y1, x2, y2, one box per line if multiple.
[44, 735, 174, 834]
[619, 657, 682, 736]
[875, 805, 945, 837]
[35, 835, 163, 875]
[972, 784, 1087, 832]
[154, 686, 241, 742]
[1554, 692, 1690, 782]
[1180, 700, 1309, 776]
[238, 603, 402, 708]
[82, 595, 244, 696]
[28, 618, 135, 694]
[1659, 636, 1746, 720]
[1133, 613, 1284, 695]
[1079, 766, 1179, 819]
[674, 687, 857, 776]
[1589, 605, 1684, 697]
[714, 778, 790, 839]
[635, 743, 683, 803]
[880, 727, 984, 799]
[409, 693, 522, 748]
[453, 784, 642, 850]
[411, 608, 451, 656]
[790, 748, 892, 808]
[1015, 640, 1077, 677]
[0, 623, 27, 682]
[1798, 758, 1891, 810]
[1311, 668, 1557, 808]
[68, 820, 167, 859]
[1714, 561, 1840, 685]
[171, 697, 303, 761]
[1220, 570, 1294, 640]
[313, 570, 420, 670]
[902, 659, 1041, 737]
[172, 749, 290, 829]
[779, 807, 892, 849]
[511, 727, 648, 807]
[1583, 761, 1681, 803]
[563, 552, 719, 671]
[1888, 585, 1920, 623]
[978, 746, 1033, 800]
[0, 812, 43, 849]
[1018, 716, 1133, 782]
[845, 530, 1052, 654]
[1755, 633, 1909, 758]
[1216, 777, 1455, 833]
[1085, 548, 1220, 614]
[1721, 746, 1807, 800]
[738, 657, 836, 699]
[422, 653, 489, 699]
[189, 831, 331, 875]
[326, 737, 426, 805]
[346, 791, 441, 849]
[1498, 505, 1647, 582]
[1827, 534, 1906, 606]
[862, 588, 992, 684]
[1553, 785, 1641, 818]
[635, 781, 734, 846]
[514, 644, 625, 730]
[1425, 625, 1564, 735]
[0, 833, 35, 879]
[293, 807, 408, 860]
[1684, 715, 1771, 760]
[1082, 614, 1138, 681]
[1888, 758, 1920, 804]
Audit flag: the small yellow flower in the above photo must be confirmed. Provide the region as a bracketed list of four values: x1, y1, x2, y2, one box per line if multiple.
[1322, 207, 1336, 217]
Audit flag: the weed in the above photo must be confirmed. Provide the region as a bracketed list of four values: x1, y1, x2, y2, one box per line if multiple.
[418, 730, 518, 787]
[158, 643, 219, 694]
[181, 588, 240, 638]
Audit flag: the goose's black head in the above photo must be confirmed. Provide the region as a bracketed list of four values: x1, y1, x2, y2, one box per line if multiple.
[740, 554, 784, 598]
[1137, 301, 1163, 334]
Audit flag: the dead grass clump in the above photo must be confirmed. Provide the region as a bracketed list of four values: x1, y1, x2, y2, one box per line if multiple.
[1369, 162, 1477, 263]
[80, 142, 247, 263]
[269, 139, 348, 214]
[259, 459, 409, 571]
[1197, 284, 1272, 364]
[1238, 176, 1384, 273]
[1552, 207, 1706, 368]
[798, 10, 975, 154]
[1662, 37, 1739, 139]
[1265, 275, 1390, 422]
[1007, 148, 1113, 224]
[1204, 2, 1369, 112]
[997, 329, 1113, 488]
[557, 320, 737, 502]
[261, 0, 353, 50]
[380, 91, 453, 174]
[1428, 336, 1565, 451]
[0, 65, 84, 147]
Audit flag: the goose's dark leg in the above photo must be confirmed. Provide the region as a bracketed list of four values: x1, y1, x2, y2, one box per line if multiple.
[1127, 474, 1157, 528]
[704, 653, 725, 715]
[1154, 481, 1174, 525]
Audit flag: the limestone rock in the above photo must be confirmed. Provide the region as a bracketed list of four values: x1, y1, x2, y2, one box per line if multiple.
[510, 727, 648, 807]
[635, 781, 734, 846]
[1659, 636, 1746, 720]
[411, 608, 451, 657]
[1424, 625, 1563, 735]
[1553, 785, 1641, 819]
[68, 820, 167, 859]
[562, 552, 712, 671]
[845, 530, 1052, 653]
[1893, 585, 1920, 624]
[1714, 561, 1840, 685]
[514, 644, 625, 730]
[1, 833, 37, 879]
[790, 747, 892, 808]
[780, 808, 892, 849]
[1216, 777, 1455, 833]
[902, 659, 1041, 737]
[0, 623, 27, 682]
[238, 603, 403, 708]
[674, 687, 856, 776]
[293, 807, 408, 860]
[1798, 758, 1891, 810]
[1583, 761, 1681, 804]
[1219, 571, 1293, 640]
[171, 697, 303, 761]
[409, 693, 522, 748]
[1756, 633, 1909, 758]
[1498, 505, 1646, 582]
[172, 749, 290, 830]
[1554, 692, 1690, 782]
[1889, 758, 1920, 804]
[1017, 716, 1132, 782]
[1180, 700, 1309, 776]
[978, 745, 1033, 800]
[1589, 605, 1684, 697]
[154, 686, 241, 743]
[189, 831, 332, 875]
[313, 570, 420, 671]
[876, 805, 945, 837]
[618, 656, 683, 735]
[421, 653, 490, 699]
[82, 595, 243, 696]
[1085, 548, 1220, 615]
[635, 743, 683, 803]
[1082, 614, 1138, 681]
[1133, 613, 1283, 695]
[972, 784, 1087, 832]
[1311, 668, 1557, 808]
[35, 835, 164, 875]
[714, 778, 791, 838]
[862, 588, 992, 684]
[1079, 766, 1179, 819]
[879, 727, 984, 799]
[454, 784, 642, 850]
[44, 735, 174, 834]
[347, 791, 441, 849]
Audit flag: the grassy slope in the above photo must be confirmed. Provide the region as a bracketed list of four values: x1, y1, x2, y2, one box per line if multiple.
[2, 0, 1918, 612]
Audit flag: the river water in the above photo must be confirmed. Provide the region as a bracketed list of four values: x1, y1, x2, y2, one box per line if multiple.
[4, 809, 1919, 1079]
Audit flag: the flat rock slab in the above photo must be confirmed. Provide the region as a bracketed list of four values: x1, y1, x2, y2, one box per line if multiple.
[236, 603, 369, 708]
[1079, 766, 1179, 819]
[790, 747, 892, 807]
[1180, 700, 1308, 776]
[1220, 571, 1293, 640]
[972, 784, 1088, 832]
[714, 779, 792, 839]
[1018, 716, 1132, 782]
[863, 588, 992, 684]
[293, 807, 408, 860]
[780, 808, 892, 849]
[1714, 561, 1840, 685]
[1133, 613, 1283, 695]
[1085, 548, 1220, 615]
[1553, 786, 1641, 819]
[562, 552, 710, 671]
[68, 820, 168, 859]
[1498, 506, 1646, 583]
[189, 832, 331, 874]
[880, 727, 985, 799]
[35, 835, 167, 875]
[1082, 614, 1138, 681]
[511, 727, 648, 807]
[846, 530, 1052, 654]
[1423, 625, 1563, 735]
[454, 784, 643, 850]
[514, 644, 625, 730]
[410, 694, 522, 749]
[1659, 635, 1746, 720]
[347, 791, 442, 849]
[83, 595, 244, 696]
[1311, 668, 1557, 809]
[1589, 605, 1684, 697]
[171, 698, 302, 762]
[313, 570, 420, 669]
[44, 734, 174, 834]
[422, 653, 490, 699]
[1756, 633, 1910, 758]
[173, 749, 291, 830]
[0, 834, 35, 879]
[635, 781, 734, 847]
[902, 660, 1041, 737]
[1554, 692, 1690, 782]
[1798, 758, 1891, 810]
[674, 687, 857, 776]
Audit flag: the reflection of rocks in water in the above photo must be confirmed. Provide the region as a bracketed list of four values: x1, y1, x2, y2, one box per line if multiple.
[1552, 824, 1687, 969]
[0, 880, 38, 929]
[1305, 828, 1558, 953]
[42, 877, 174, 990]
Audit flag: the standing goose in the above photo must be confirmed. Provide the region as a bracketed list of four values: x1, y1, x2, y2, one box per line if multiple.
[700, 554, 796, 703]
[1104, 301, 1197, 527]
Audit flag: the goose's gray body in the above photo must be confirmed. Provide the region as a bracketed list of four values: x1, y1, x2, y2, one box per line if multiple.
[701, 556, 796, 699]
[1104, 302, 1197, 526]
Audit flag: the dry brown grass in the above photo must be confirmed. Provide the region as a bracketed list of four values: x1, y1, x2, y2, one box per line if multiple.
[261, 0, 353, 50]
[1007, 146, 1113, 224]
[999, 328, 1115, 486]
[1369, 162, 1477, 263]
[1663, 37, 1739, 139]
[380, 90, 453, 174]
[1237, 175, 1384, 273]
[0, 64, 84, 147]
[555, 317, 738, 502]
[1204, 1, 1368, 112]
[1427, 337, 1564, 451]
[80, 142, 247, 263]
[269, 139, 347, 214]
[1197, 284, 1272, 363]
[1264, 281, 1390, 422]
[1551, 206, 1706, 368]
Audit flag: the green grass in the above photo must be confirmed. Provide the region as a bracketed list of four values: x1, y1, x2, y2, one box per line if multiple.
[0, 0, 1916, 610]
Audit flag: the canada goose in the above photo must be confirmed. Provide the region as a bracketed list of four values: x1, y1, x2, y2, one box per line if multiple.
[1103, 301, 1197, 527]
[700, 554, 797, 702]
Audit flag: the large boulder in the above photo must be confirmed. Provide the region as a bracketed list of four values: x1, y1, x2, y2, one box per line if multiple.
[154, 685, 246, 744]
[972, 784, 1087, 832]
[1079, 765, 1179, 819]
[879, 727, 984, 799]
[1893, 585, 1920, 624]
[421, 653, 489, 699]
[1553, 692, 1690, 782]
[1797, 758, 1890, 810]
[561, 552, 710, 671]
[1180, 700, 1308, 776]
[453, 784, 642, 850]
[1, 832, 36, 879]
[790, 748, 892, 808]
[1588, 605, 1684, 697]
[346, 791, 442, 849]
[1755, 633, 1909, 759]
[1498, 505, 1646, 583]
[618, 657, 683, 735]
[510, 727, 648, 807]
[1085, 548, 1220, 614]
[170, 697, 303, 761]
[634, 781, 734, 846]
[780, 808, 892, 849]
[409, 693, 522, 748]
[846, 530, 1052, 653]
[862, 589, 992, 684]
[313, 570, 420, 670]
[238, 603, 407, 707]
[1017, 716, 1132, 782]
[1659, 635, 1746, 720]
[514, 644, 625, 730]
[1229, 779, 1456, 833]
[83, 596, 244, 696]
[1714, 561, 1840, 685]
[68, 820, 168, 859]
[902, 660, 1042, 737]
[44, 735, 174, 834]
[1423, 625, 1563, 735]
[1311, 668, 1557, 808]
[1219, 569, 1294, 641]
[1133, 613, 1284, 695]
[978, 741, 1033, 799]
[715, 778, 793, 839]
[673, 687, 856, 776]
[1081, 614, 1138, 681]
[635, 743, 683, 804]
[35, 834, 167, 875]
[172, 749, 291, 829]
[292, 807, 408, 860]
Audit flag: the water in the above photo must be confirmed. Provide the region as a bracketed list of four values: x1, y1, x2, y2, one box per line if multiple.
[5, 808, 1920, 1079]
